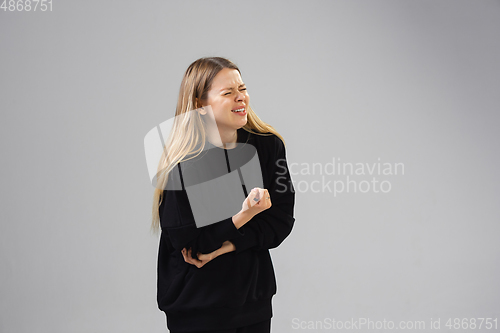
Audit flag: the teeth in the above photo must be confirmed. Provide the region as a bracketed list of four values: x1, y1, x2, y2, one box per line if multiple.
[232, 108, 245, 112]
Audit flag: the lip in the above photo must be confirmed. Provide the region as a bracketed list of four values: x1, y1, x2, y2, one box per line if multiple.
[231, 106, 246, 111]
[233, 109, 247, 116]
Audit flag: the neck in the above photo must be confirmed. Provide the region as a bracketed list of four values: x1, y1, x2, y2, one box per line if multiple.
[207, 128, 238, 149]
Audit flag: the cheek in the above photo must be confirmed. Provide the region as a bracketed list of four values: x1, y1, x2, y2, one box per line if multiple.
[208, 98, 223, 110]
[211, 99, 230, 114]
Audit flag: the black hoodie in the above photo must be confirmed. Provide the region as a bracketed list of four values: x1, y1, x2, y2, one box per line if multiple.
[157, 128, 295, 332]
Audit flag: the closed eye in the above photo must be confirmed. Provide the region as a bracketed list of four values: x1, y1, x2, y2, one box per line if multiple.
[224, 88, 246, 96]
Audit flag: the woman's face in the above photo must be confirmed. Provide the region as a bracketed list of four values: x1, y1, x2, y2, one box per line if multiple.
[200, 68, 249, 133]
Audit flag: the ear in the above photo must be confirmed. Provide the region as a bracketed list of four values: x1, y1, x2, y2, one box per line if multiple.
[196, 98, 207, 115]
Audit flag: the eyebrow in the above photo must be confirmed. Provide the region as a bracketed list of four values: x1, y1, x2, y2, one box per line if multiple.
[220, 84, 246, 92]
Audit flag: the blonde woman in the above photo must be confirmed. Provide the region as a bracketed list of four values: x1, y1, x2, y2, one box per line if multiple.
[152, 57, 295, 333]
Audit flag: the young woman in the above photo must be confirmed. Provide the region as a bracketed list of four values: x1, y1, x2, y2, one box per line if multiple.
[151, 57, 295, 333]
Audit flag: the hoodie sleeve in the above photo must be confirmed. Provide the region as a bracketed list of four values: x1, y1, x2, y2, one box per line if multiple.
[228, 136, 296, 254]
[159, 175, 245, 259]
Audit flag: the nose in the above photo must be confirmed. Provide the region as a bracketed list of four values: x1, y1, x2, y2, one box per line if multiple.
[235, 90, 245, 101]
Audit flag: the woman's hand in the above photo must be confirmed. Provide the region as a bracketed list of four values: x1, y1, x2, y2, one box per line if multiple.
[241, 187, 272, 216]
[181, 240, 236, 268]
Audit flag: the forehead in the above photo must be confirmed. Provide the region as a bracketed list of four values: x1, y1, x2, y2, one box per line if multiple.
[211, 68, 243, 89]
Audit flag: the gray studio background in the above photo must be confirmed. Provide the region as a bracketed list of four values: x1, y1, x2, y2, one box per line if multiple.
[1, 1, 499, 332]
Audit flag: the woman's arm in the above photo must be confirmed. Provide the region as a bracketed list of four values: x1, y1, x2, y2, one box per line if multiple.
[160, 182, 268, 260]
[181, 188, 272, 267]
[160, 188, 244, 258]
[181, 240, 236, 268]
[228, 136, 296, 254]
[161, 135, 293, 259]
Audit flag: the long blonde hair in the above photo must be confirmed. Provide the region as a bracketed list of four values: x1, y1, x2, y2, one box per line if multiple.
[151, 57, 285, 234]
